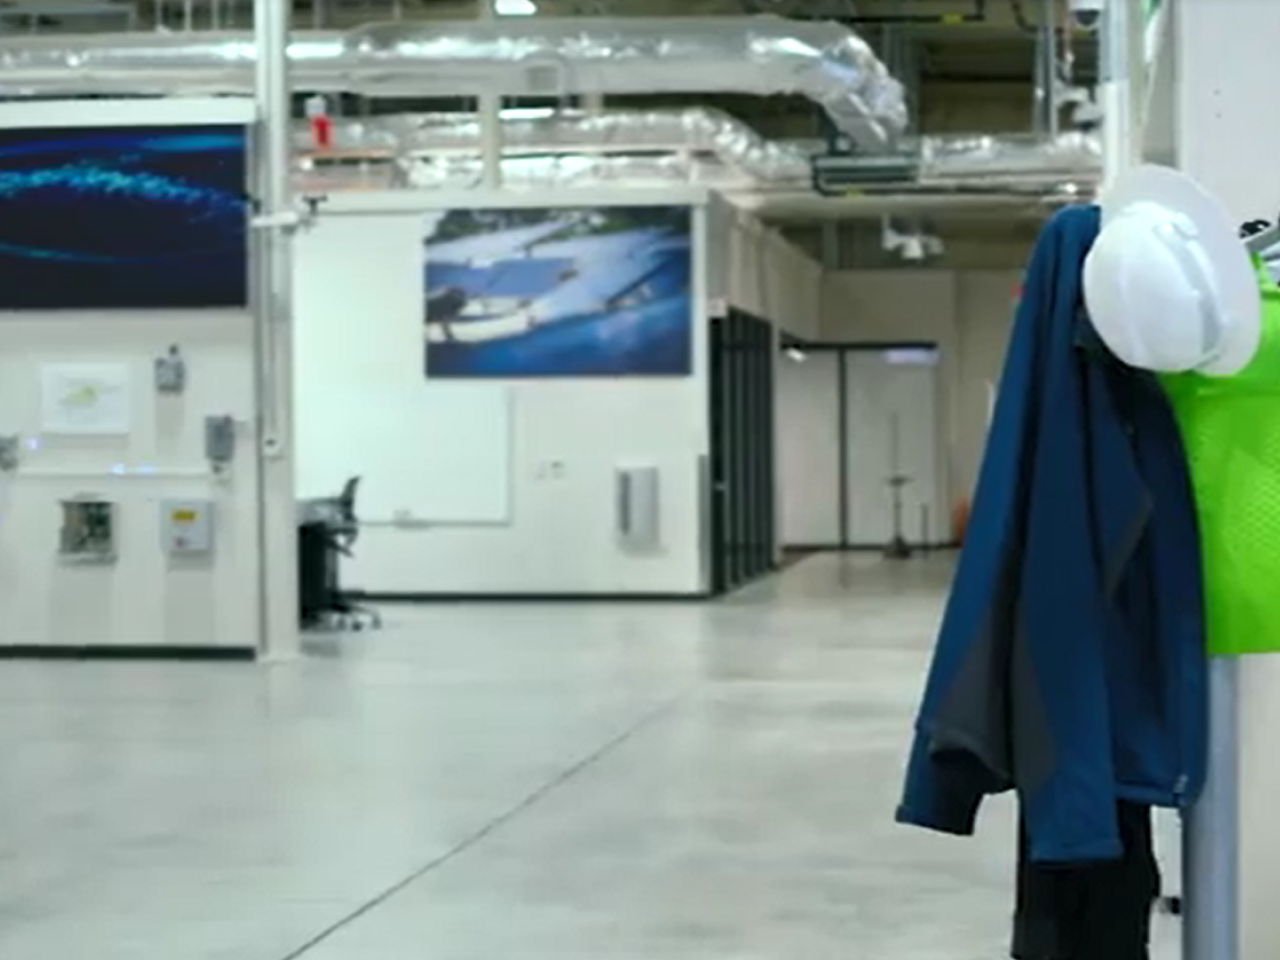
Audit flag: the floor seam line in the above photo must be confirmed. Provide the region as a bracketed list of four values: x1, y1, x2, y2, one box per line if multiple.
[274, 690, 688, 960]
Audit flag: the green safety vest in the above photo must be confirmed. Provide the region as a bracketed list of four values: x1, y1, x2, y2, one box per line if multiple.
[1162, 262, 1280, 656]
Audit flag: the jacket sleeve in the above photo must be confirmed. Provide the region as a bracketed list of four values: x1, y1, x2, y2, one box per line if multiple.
[1010, 349, 1124, 863]
[896, 220, 1054, 836]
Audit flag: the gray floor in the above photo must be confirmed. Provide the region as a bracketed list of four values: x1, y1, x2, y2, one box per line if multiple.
[0, 554, 1177, 959]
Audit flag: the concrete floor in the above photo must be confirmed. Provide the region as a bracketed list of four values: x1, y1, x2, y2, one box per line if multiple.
[0, 554, 1178, 959]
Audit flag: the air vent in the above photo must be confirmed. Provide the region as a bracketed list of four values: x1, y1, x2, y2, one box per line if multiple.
[811, 152, 918, 196]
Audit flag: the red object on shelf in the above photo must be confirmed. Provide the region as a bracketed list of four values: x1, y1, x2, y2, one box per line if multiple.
[310, 114, 333, 150]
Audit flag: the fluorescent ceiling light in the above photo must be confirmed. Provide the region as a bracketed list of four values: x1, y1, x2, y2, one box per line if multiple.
[500, 107, 556, 120]
[495, 0, 537, 15]
[884, 347, 939, 367]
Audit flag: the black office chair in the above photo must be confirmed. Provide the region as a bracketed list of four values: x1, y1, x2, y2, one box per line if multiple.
[333, 476, 362, 552]
[311, 476, 382, 632]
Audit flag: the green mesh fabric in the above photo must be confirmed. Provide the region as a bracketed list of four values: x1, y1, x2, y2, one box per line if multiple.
[1162, 262, 1280, 656]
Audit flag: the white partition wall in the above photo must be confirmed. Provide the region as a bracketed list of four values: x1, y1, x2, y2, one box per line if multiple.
[776, 344, 945, 552]
[705, 192, 823, 340]
[845, 349, 941, 548]
[777, 351, 842, 547]
[0, 315, 262, 649]
[0, 99, 267, 652]
[294, 188, 711, 596]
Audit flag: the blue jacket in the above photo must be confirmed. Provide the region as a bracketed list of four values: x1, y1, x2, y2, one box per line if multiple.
[897, 206, 1206, 863]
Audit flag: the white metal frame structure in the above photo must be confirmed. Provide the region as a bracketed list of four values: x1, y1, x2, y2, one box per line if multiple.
[252, 0, 300, 659]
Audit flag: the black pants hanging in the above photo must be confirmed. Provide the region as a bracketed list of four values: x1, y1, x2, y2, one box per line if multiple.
[1012, 802, 1160, 960]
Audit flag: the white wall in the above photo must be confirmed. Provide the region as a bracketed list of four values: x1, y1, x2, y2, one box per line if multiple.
[821, 268, 1021, 532]
[706, 194, 823, 339]
[294, 189, 710, 596]
[0, 314, 262, 649]
[954, 271, 1022, 494]
[844, 350, 942, 547]
[777, 351, 842, 546]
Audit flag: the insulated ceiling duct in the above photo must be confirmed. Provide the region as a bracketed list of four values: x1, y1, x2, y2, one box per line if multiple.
[918, 131, 1102, 182]
[295, 108, 1101, 190]
[0, 15, 907, 149]
[298, 108, 813, 183]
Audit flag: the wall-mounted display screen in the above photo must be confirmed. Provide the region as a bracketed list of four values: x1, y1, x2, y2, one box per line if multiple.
[0, 125, 248, 310]
[425, 205, 693, 378]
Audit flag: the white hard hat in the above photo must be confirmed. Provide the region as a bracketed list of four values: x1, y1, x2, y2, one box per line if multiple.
[1083, 164, 1261, 376]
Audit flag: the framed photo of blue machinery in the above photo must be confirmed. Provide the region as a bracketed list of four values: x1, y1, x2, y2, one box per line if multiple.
[425, 205, 694, 378]
[0, 115, 249, 310]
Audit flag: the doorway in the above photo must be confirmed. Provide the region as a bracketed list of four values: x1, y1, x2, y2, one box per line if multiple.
[776, 341, 945, 553]
[708, 309, 777, 596]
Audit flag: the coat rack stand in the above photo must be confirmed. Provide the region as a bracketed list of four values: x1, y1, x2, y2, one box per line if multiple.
[1156, 2, 1280, 958]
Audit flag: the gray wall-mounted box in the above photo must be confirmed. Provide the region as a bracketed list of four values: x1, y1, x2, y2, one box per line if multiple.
[60, 498, 117, 564]
[161, 500, 215, 558]
[616, 465, 661, 551]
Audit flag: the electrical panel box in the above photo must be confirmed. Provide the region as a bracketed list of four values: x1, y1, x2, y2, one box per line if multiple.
[60, 498, 117, 564]
[616, 465, 661, 550]
[154, 345, 187, 395]
[204, 415, 236, 466]
[161, 500, 214, 558]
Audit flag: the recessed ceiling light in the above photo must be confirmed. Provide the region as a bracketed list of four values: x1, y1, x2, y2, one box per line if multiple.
[495, 0, 537, 15]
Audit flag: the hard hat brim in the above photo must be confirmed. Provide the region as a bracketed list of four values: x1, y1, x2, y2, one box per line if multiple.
[1099, 165, 1261, 376]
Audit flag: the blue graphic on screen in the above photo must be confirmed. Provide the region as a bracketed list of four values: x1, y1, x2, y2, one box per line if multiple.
[0, 125, 247, 310]
[425, 206, 692, 378]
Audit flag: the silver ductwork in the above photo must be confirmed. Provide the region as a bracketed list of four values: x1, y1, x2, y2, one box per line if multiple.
[0, 16, 906, 149]
[298, 108, 812, 183]
[405, 154, 737, 191]
[293, 107, 1101, 191]
[918, 131, 1102, 182]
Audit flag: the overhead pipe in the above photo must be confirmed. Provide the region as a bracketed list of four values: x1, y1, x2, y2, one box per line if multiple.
[303, 149, 1094, 196]
[917, 130, 1100, 181]
[843, 0, 987, 25]
[297, 108, 813, 182]
[1033, 0, 1061, 139]
[293, 108, 1100, 198]
[0, 16, 907, 149]
[295, 109, 1100, 184]
[477, 0, 502, 189]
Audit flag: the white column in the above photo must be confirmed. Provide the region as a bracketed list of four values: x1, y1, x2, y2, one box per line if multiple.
[1100, 0, 1137, 188]
[252, 0, 300, 660]
[1173, 2, 1280, 957]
